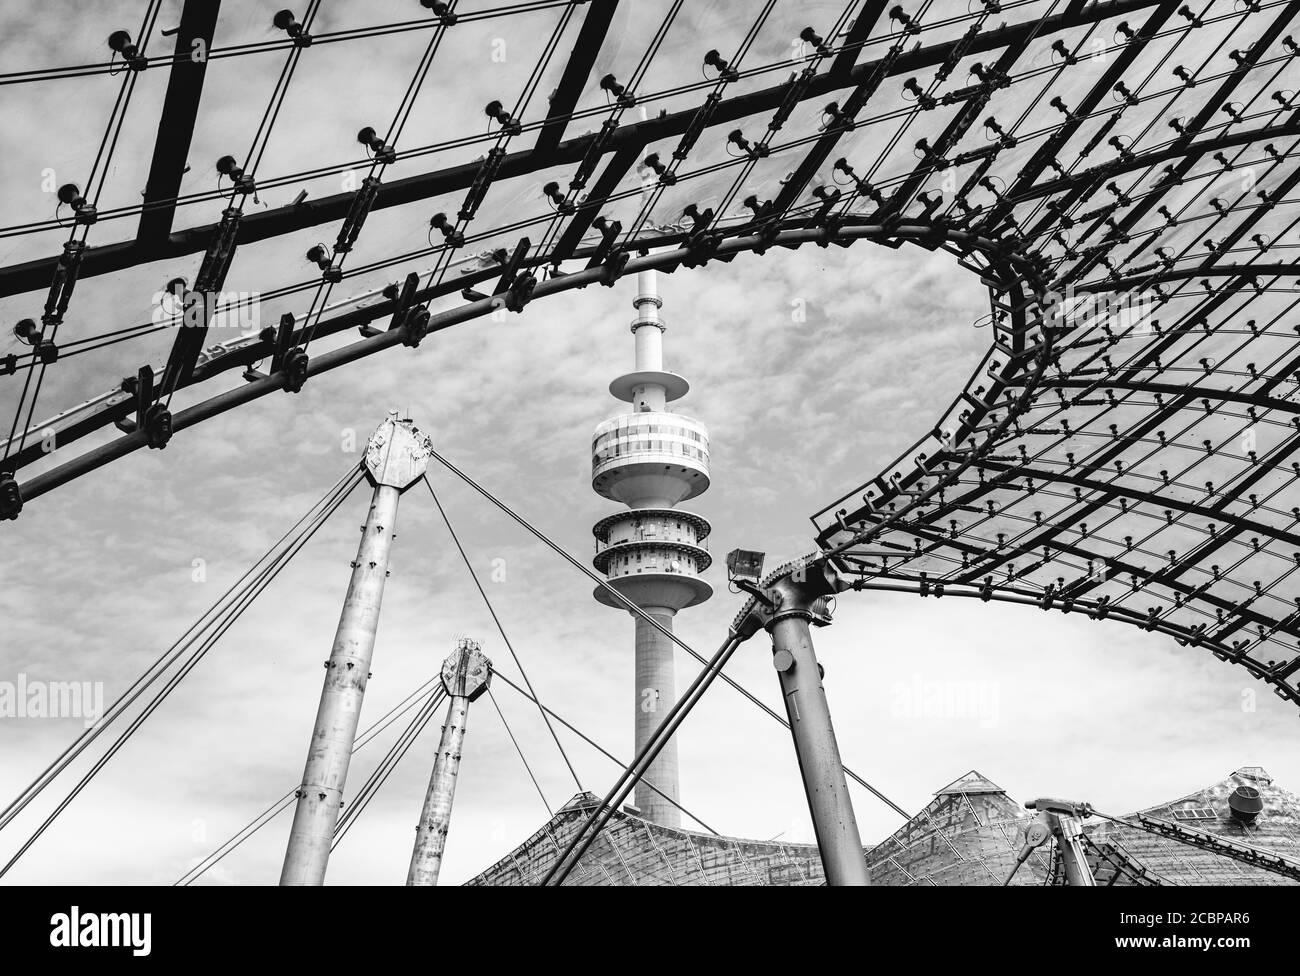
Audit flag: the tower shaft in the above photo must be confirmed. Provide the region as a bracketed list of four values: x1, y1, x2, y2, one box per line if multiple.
[634, 609, 680, 827]
[591, 268, 711, 828]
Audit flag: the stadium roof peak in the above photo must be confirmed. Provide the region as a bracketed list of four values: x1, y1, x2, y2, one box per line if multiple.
[1234, 766, 1274, 785]
[934, 770, 1006, 797]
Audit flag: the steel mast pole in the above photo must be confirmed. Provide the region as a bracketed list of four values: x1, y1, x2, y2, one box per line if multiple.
[748, 559, 870, 886]
[1026, 798, 1097, 886]
[406, 639, 492, 886]
[280, 411, 433, 886]
[1054, 814, 1097, 887]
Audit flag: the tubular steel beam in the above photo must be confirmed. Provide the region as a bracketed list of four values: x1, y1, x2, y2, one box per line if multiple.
[769, 611, 869, 885]
[1012, 374, 1300, 419]
[135, 0, 221, 244]
[7, 221, 1010, 503]
[1049, 813, 1096, 886]
[533, 0, 621, 158]
[828, 0, 890, 82]
[875, 31, 1035, 224]
[857, 574, 1288, 674]
[868, 462, 1300, 651]
[1072, 262, 1300, 291]
[744, 560, 870, 886]
[549, 141, 643, 266]
[770, 1, 891, 217]
[996, 0, 1178, 211]
[0, 0, 1162, 298]
[975, 457, 1300, 552]
[1011, 120, 1300, 208]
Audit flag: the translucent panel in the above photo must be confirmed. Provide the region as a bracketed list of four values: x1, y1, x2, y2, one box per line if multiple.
[5, 0, 1300, 707]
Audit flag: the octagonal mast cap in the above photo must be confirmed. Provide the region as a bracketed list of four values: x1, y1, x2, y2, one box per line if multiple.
[363, 410, 433, 491]
[441, 638, 492, 701]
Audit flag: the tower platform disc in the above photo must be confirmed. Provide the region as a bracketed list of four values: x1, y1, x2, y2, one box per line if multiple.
[609, 370, 690, 404]
[592, 572, 713, 612]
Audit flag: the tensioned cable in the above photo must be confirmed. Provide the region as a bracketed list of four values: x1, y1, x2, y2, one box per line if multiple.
[331, 688, 448, 849]
[0, 465, 362, 877]
[0, 0, 1040, 88]
[2, 135, 1228, 386]
[177, 673, 445, 885]
[529, 0, 691, 264]
[155, 0, 319, 413]
[331, 691, 447, 847]
[485, 686, 553, 816]
[422, 474, 583, 791]
[0, 0, 1016, 244]
[492, 670, 718, 835]
[616, 3, 765, 248]
[0, 464, 362, 836]
[0, 466, 358, 876]
[542, 632, 744, 886]
[428, 442, 905, 878]
[0, 22, 820, 243]
[430, 465, 723, 830]
[413, 0, 580, 302]
[10, 40, 1260, 384]
[298, 1, 459, 353]
[177, 790, 296, 887]
[427, 472, 731, 833]
[706, 0, 860, 228]
[0, 0, 589, 86]
[426, 447, 911, 818]
[3, 0, 162, 461]
[245, 0, 322, 179]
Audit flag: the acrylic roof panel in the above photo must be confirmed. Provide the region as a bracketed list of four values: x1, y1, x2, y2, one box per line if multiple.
[469, 770, 1300, 885]
[466, 792, 830, 886]
[1083, 766, 1300, 884]
[5, 1, 1300, 713]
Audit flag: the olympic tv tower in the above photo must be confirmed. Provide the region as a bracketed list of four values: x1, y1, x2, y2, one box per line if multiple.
[589, 266, 712, 828]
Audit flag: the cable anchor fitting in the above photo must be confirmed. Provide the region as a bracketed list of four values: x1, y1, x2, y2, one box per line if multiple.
[419, 0, 458, 26]
[273, 9, 313, 46]
[107, 29, 148, 71]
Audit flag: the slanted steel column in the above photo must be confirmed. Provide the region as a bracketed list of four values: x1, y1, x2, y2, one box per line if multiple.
[280, 412, 433, 886]
[763, 561, 870, 886]
[407, 639, 492, 886]
[1027, 798, 1097, 886]
[1054, 814, 1096, 887]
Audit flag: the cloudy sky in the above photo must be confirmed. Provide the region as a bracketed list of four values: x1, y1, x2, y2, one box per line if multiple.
[0, 1, 1295, 885]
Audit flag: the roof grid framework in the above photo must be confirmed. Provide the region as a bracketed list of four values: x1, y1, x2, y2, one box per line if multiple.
[1, 0, 1299, 719]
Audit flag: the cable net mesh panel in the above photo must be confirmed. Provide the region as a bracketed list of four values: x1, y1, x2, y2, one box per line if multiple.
[472, 770, 1300, 885]
[1085, 766, 1300, 884]
[465, 793, 829, 886]
[864, 772, 1050, 885]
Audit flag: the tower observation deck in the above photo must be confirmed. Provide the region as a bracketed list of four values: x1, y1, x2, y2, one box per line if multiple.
[590, 269, 711, 828]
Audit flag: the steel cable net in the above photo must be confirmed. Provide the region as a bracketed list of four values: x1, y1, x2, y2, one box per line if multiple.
[3, 0, 1300, 711]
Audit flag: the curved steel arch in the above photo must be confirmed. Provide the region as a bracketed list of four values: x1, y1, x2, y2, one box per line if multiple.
[13, 219, 1032, 502]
